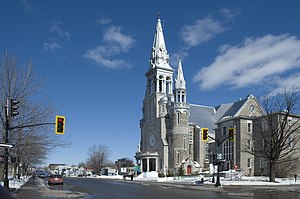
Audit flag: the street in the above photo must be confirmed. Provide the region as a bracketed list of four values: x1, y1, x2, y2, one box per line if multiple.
[13, 176, 300, 199]
[52, 177, 235, 199]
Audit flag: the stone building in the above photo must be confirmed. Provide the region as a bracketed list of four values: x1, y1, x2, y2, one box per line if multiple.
[135, 17, 300, 177]
[135, 17, 234, 175]
[214, 94, 262, 176]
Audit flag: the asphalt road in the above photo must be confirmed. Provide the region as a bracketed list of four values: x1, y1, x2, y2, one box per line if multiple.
[14, 176, 300, 199]
[63, 177, 239, 199]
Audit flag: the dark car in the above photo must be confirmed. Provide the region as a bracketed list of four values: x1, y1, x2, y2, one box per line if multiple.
[48, 174, 63, 185]
[36, 170, 47, 178]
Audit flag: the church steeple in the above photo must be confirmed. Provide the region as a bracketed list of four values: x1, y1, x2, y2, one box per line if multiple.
[149, 17, 172, 71]
[174, 59, 187, 104]
[175, 59, 186, 90]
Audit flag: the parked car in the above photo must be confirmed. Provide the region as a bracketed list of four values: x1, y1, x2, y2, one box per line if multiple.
[48, 174, 63, 185]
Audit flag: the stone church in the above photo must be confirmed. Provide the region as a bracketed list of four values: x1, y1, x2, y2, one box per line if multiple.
[134, 17, 268, 176]
[135, 17, 218, 175]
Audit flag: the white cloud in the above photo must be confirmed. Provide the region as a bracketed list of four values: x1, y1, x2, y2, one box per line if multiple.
[175, 9, 238, 61]
[49, 21, 71, 41]
[96, 17, 112, 25]
[193, 34, 300, 92]
[43, 21, 71, 52]
[180, 16, 226, 48]
[43, 42, 62, 51]
[84, 25, 135, 69]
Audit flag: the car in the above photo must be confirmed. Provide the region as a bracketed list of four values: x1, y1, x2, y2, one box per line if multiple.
[35, 170, 48, 178]
[48, 174, 63, 185]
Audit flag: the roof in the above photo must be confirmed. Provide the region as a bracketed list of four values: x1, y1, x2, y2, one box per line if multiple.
[222, 98, 248, 118]
[189, 104, 217, 134]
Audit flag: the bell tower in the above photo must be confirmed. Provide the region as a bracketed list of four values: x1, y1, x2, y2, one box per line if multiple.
[137, 16, 173, 173]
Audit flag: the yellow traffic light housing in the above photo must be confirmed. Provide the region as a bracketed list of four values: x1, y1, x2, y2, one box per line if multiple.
[202, 128, 209, 142]
[55, 115, 65, 134]
[228, 128, 234, 142]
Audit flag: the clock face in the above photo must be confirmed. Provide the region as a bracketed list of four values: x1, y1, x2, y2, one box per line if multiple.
[148, 134, 156, 147]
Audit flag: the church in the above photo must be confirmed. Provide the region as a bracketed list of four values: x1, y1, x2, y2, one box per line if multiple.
[134, 16, 217, 176]
[134, 17, 262, 176]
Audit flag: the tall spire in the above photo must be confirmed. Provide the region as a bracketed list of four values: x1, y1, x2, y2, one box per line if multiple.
[175, 59, 186, 90]
[149, 16, 172, 71]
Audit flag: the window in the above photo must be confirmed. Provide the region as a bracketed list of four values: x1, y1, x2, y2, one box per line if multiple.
[166, 77, 171, 94]
[247, 158, 252, 168]
[189, 131, 193, 144]
[159, 79, 163, 92]
[288, 117, 293, 127]
[222, 141, 233, 161]
[259, 158, 266, 168]
[183, 136, 186, 150]
[247, 121, 252, 133]
[222, 126, 226, 136]
[177, 112, 180, 124]
[262, 120, 268, 131]
[247, 140, 252, 150]
[177, 151, 180, 164]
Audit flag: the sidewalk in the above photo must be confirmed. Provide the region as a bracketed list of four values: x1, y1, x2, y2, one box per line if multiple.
[13, 177, 41, 199]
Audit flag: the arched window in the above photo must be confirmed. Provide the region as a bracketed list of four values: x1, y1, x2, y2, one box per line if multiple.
[159, 75, 164, 92]
[166, 77, 171, 94]
[177, 91, 181, 102]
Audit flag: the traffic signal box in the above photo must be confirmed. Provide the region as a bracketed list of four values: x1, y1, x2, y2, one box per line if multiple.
[202, 128, 209, 142]
[10, 99, 19, 117]
[228, 128, 234, 142]
[55, 115, 65, 135]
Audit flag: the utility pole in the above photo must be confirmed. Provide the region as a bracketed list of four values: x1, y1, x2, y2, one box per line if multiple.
[4, 98, 10, 188]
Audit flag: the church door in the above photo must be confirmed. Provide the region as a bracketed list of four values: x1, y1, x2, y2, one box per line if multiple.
[187, 165, 191, 175]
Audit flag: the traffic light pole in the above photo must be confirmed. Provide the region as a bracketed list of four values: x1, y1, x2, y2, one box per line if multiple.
[3, 98, 56, 189]
[207, 135, 229, 187]
[4, 98, 10, 189]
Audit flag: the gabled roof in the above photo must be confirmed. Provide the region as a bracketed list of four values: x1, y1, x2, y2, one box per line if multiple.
[189, 104, 217, 134]
[222, 98, 248, 118]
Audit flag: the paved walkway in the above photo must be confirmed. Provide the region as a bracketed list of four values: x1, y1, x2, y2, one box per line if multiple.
[13, 177, 85, 199]
[13, 177, 42, 199]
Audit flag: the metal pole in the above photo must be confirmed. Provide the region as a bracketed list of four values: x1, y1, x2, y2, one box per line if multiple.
[4, 98, 9, 188]
[215, 139, 221, 187]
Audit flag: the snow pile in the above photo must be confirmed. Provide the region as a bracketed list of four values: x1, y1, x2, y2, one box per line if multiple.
[7, 176, 30, 190]
[136, 171, 159, 181]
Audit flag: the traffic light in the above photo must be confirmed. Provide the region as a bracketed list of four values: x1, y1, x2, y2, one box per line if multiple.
[202, 128, 209, 142]
[10, 99, 19, 117]
[228, 128, 234, 142]
[55, 115, 65, 134]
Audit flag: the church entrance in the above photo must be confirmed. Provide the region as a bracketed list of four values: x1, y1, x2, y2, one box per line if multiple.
[142, 159, 148, 172]
[149, 158, 156, 171]
[187, 165, 191, 175]
[141, 157, 157, 172]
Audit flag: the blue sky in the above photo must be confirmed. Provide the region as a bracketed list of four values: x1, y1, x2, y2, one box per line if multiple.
[1, 0, 300, 166]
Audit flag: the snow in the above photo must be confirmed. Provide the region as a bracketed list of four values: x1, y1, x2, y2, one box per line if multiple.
[2, 172, 300, 191]
[0, 176, 31, 190]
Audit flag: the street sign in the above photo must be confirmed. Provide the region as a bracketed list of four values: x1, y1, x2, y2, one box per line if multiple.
[0, 143, 14, 148]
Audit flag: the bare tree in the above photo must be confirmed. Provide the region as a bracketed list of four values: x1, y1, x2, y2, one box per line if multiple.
[0, 52, 68, 180]
[87, 144, 111, 175]
[248, 87, 300, 182]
